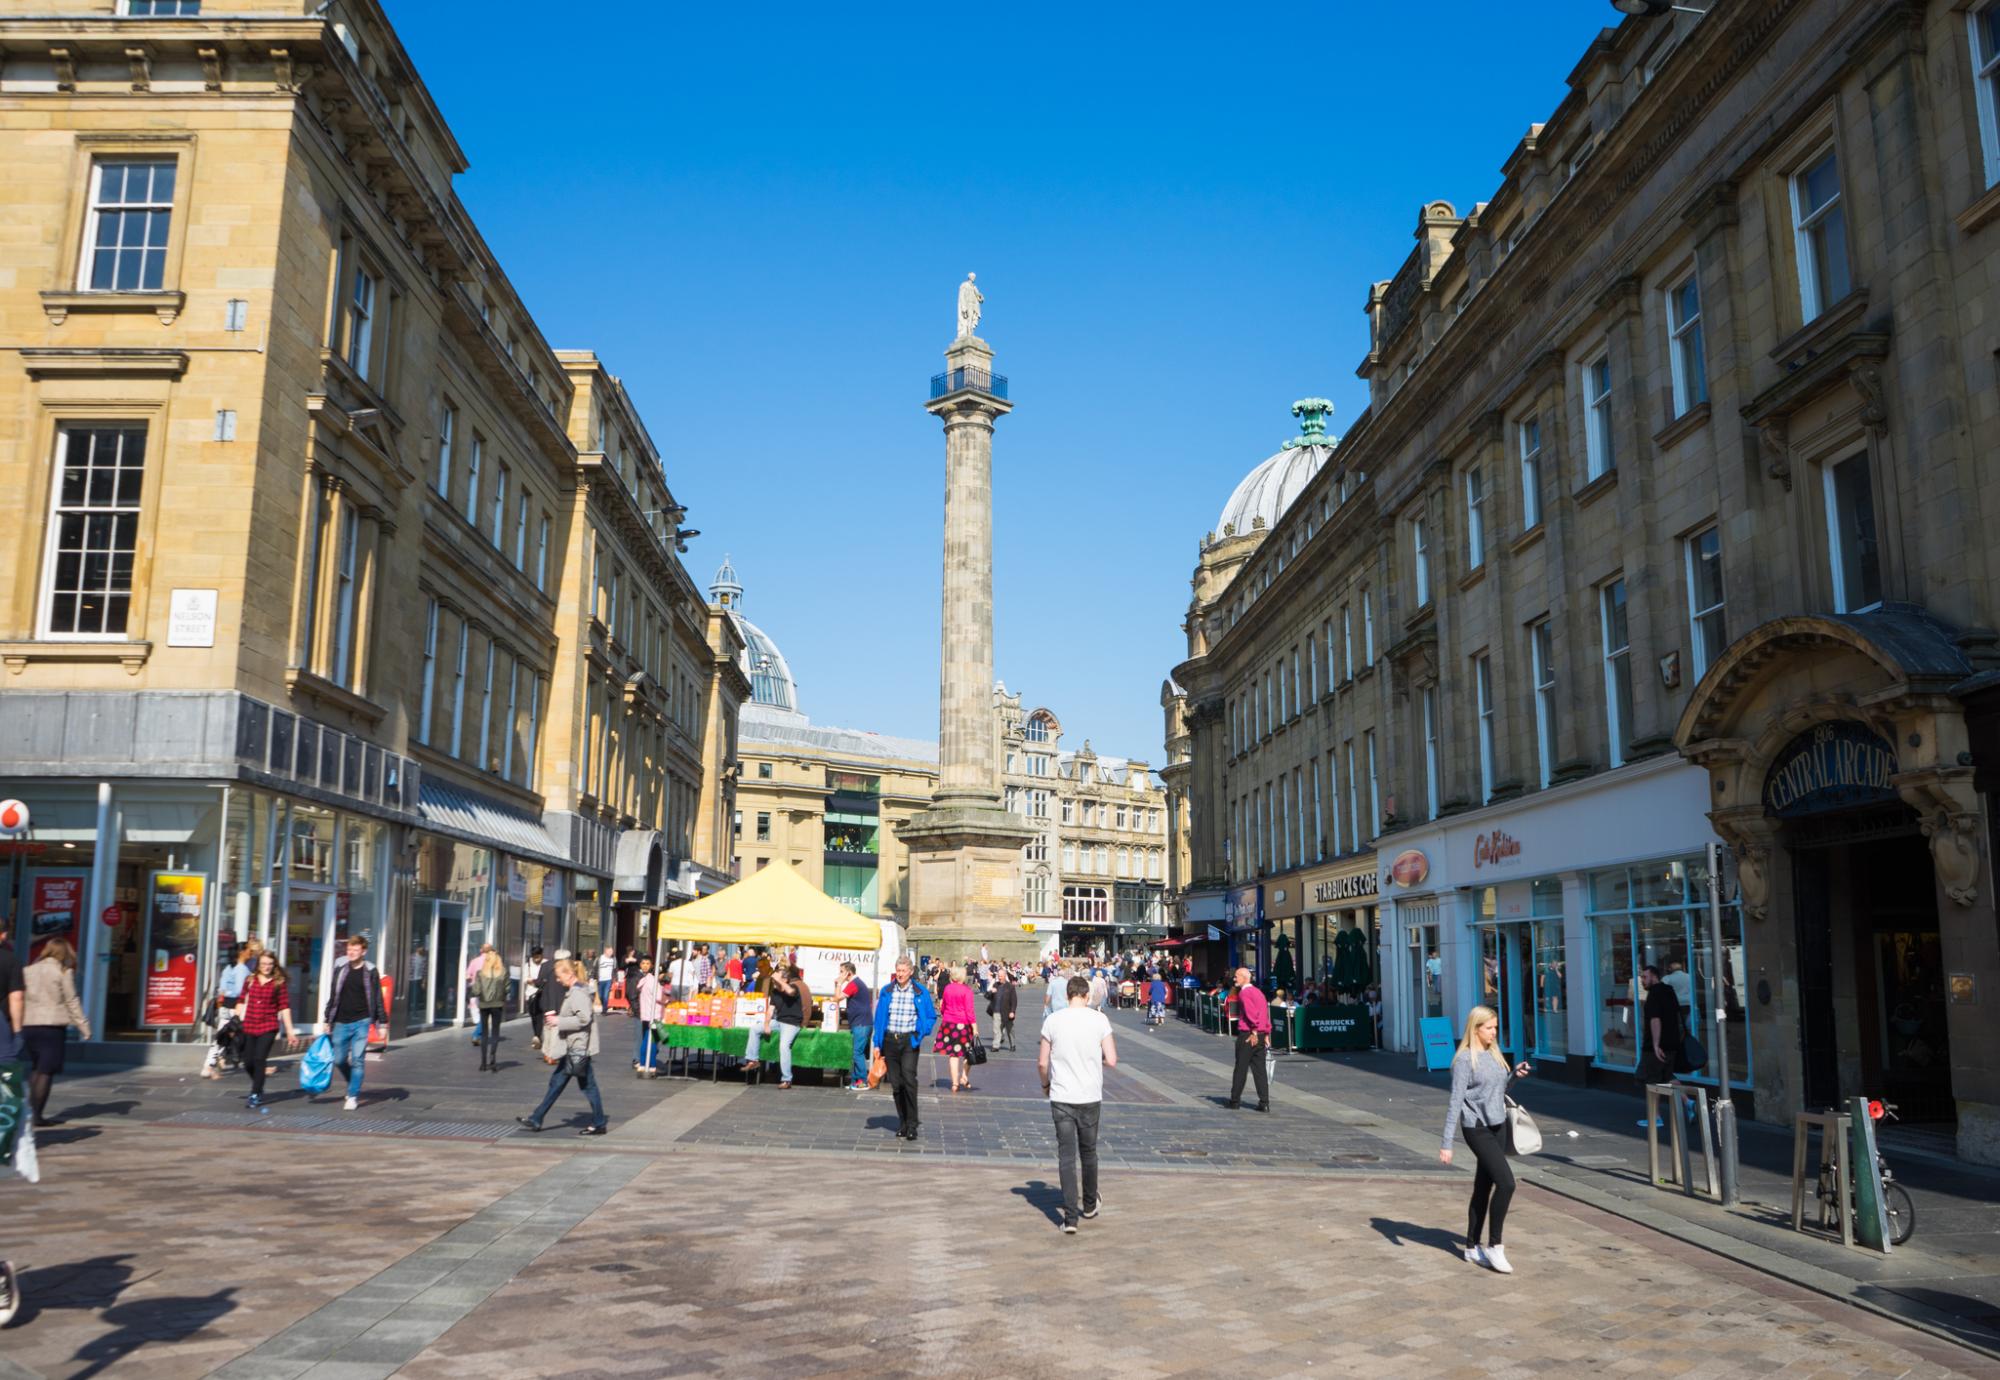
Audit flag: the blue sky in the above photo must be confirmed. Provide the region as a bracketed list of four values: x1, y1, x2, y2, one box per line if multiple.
[388, 1, 1619, 764]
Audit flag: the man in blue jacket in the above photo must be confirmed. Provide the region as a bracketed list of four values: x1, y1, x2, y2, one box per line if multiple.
[870, 954, 936, 1141]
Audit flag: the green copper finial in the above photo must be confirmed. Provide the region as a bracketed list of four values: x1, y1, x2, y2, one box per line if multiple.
[1283, 398, 1335, 449]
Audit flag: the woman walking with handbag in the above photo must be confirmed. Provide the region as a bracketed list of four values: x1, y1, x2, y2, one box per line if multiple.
[472, 946, 508, 1072]
[1439, 1005, 1532, 1274]
[19, 939, 91, 1128]
[516, 960, 609, 1137]
[238, 950, 299, 1109]
[936, 966, 979, 1091]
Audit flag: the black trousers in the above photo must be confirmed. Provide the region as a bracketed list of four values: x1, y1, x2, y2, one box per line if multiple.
[1230, 1031, 1270, 1107]
[478, 1007, 503, 1063]
[1463, 1121, 1515, 1247]
[884, 1031, 920, 1132]
[1051, 1100, 1101, 1224]
[243, 1029, 278, 1097]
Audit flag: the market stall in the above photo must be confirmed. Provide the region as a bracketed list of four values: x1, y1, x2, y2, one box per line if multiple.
[649, 864, 886, 1082]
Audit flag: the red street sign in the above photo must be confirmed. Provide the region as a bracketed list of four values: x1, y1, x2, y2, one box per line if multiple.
[101, 906, 121, 927]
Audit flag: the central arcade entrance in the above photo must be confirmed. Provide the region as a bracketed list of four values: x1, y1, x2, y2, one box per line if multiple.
[1773, 722, 1953, 1125]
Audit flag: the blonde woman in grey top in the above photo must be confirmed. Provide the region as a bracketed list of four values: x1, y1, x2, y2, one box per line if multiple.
[516, 960, 608, 1137]
[1439, 1005, 1531, 1274]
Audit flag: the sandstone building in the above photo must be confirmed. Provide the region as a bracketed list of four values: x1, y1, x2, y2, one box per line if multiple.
[0, 0, 745, 1044]
[1168, 0, 2000, 1163]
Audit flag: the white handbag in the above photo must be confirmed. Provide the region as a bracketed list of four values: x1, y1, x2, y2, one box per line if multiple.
[1504, 1096, 1542, 1156]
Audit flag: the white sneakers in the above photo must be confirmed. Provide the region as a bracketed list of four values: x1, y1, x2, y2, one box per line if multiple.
[1466, 1244, 1515, 1274]
[1464, 1245, 1485, 1266]
[343, 1096, 359, 1112]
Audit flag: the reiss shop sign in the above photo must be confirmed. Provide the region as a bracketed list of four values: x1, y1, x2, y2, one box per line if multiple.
[1472, 828, 1523, 871]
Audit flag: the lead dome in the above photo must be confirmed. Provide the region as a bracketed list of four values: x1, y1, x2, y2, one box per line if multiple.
[1215, 399, 1338, 537]
[710, 557, 799, 715]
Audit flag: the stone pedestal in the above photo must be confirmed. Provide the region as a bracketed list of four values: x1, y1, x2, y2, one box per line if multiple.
[899, 322, 1031, 958]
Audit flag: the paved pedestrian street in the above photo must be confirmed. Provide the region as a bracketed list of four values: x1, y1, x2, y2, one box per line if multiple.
[5, 1005, 1996, 1379]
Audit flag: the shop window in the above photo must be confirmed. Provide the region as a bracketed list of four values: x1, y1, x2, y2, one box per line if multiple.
[1518, 416, 1543, 529]
[1599, 579, 1633, 769]
[1530, 878, 1567, 1058]
[1684, 526, 1726, 677]
[80, 158, 175, 291]
[1665, 269, 1707, 415]
[1791, 146, 1851, 323]
[1824, 452, 1883, 613]
[40, 423, 146, 638]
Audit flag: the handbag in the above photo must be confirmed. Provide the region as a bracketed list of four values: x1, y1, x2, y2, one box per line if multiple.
[969, 1037, 988, 1067]
[1504, 1095, 1542, 1156]
[1678, 1028, 1709, 1075]
[867, 1051, 887, 1089]
[540, 1023, 564, 1066]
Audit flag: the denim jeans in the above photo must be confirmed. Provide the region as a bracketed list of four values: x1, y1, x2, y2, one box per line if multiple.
[328, 1018, 370, 1098]
[849, 1024, 871, 1084]
[635, 1018, 656, 1070]
[773, 1022, 801, 1081]
[528, 1055, 606, 1130]
[1050, 1100, 1101, 1226]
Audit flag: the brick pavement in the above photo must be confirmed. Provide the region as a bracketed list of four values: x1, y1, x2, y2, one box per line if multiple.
[7, 1001, 1997, 1376]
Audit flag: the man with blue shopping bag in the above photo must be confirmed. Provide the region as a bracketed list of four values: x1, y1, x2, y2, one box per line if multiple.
[315, 936, 385, 1111]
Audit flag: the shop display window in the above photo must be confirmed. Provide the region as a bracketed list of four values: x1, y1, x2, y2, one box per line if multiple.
[1587, 855, 1749, 1086]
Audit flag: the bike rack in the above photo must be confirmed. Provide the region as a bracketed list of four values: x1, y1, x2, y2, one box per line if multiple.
[1790, 1109, 1854, 1249]
[1645, 1081, 1720, 1200]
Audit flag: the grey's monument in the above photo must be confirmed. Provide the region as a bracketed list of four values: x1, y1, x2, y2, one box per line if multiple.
[899, 275, 1034, 957]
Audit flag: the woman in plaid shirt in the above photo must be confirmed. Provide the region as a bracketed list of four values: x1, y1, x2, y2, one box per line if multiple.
[239, 951, 300, 1109]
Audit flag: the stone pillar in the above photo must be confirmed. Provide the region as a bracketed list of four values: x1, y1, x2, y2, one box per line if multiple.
[899, 321, 1035, 959]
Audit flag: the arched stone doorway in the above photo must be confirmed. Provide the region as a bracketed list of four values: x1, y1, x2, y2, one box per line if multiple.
[1675, 609, 1995, 1160]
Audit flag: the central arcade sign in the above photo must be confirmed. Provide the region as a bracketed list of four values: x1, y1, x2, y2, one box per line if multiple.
[1763, 721, 1899, 818]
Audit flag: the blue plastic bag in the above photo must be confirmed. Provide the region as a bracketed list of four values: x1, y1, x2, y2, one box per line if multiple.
[298, 1034, 334, 1095]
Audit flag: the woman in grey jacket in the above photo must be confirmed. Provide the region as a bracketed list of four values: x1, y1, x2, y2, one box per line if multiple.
[1440, 1005, 1531, 1274]
[516, 960, 608, 1136]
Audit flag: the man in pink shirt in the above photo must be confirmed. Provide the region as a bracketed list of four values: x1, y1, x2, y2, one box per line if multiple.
[1227, 967, 1271, 1112]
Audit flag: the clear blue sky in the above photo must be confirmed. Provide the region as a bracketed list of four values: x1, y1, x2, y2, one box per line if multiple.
[387, 1, 1619, 764]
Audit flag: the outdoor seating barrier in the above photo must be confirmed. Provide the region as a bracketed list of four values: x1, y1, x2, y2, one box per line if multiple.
[1791, 1109, 1855, 1248]
[1645, 1081, 1719, 1200]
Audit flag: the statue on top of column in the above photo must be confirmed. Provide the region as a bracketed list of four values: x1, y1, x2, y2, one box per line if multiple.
[956, 272, 983, 339]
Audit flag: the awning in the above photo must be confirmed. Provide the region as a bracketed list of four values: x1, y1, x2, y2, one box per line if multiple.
[654, 863, 883, 948]
[418, 778, 569, 870]
[1148, 937, 1190, 948]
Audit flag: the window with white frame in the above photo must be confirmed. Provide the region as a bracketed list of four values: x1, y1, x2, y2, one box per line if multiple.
[435, 405, 455, 500]
[1422, 686, 1441, 820]
[1311, 762, 1324, 860]
[1061, 798, 1075, 825]
[329, 507, 360, 688]
[1362, 587, 1376, 661]
[1518, 415, 1543, 529]
[1062, 842, 1077, 871]
[449, 621, 468, 756]
[1276, 658, 1288, 721]
[1792, 147, 1851, 322]
[1412, 516, 1431, 605]
[501, 659, 520, 779]
[535, 514, 550, 591]
[1365, 731, 1381, 836]
[418, 598, 438, 745]
[1583, 352, 1615, 479]
[1341, 604, 1354, 680]
[1465, 467, 1487, 569]
[1306, 633, 1318, 701]
[1684, 526, 1726, 678]
[1824, 452, 1883, 612]
[1475, 653, 1496, 804]
[346, 265, 377, 381]
[1322, 617, 1335, 687]
[1530, 618, 1558, 790]
[1600, 579, 1634, 769]
[1344, 740, 1360, 852]
[80, 159, 175, 292]
[1975, 4, 2000, 188]
[124, 0, 200, 13]
[1030, 789, 1049, 819]
[513, 490, 529, 569]
[1291, 647, 1302, 715]
[524, 676, 542, 789]
[478, 641, 496, 770]
[1324, 752, 1340, 856]
[491, 464, 508, 546]
[41, 423, 147, 638]
[465, 436, 482, 525]
[1666, 269, 1707, 415]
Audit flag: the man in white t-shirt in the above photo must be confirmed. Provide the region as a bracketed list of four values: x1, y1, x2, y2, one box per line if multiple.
[1039, 974, 1117, 1235]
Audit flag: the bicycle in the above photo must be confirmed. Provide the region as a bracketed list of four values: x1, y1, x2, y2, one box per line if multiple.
[1815, 1099, 1916, 1246]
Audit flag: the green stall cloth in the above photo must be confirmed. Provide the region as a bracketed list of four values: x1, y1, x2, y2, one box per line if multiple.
[659, 1024, 854, 1071]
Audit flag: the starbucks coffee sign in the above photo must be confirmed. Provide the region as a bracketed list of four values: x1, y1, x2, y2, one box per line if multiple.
[1312, 872, 1379, 904]
[1764, 721, 1899, 818]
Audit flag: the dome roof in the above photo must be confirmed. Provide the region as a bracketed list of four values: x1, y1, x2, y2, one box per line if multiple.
[1215, 399, 1337, 538]
[708, 558, 798, 714]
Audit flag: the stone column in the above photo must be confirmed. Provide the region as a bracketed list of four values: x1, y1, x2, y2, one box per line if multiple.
[932, 333, 1007, 806]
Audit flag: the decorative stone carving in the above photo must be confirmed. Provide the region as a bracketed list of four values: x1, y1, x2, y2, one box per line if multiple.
[1849, 360, 1888, 433]
[198, 47, 223, 91]
[50, 46, 75, 92]
[1750, 417, 1792, 491]
[955, 272, 982, 339]
[126, 47, 152, 92]
[1898, 769, 1983, 907]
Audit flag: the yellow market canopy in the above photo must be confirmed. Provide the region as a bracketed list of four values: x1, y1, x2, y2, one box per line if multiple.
[653, 863, 883, 949]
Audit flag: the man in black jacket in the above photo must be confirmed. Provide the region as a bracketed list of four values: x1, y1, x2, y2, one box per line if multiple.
[317, 935, 385, 1111]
